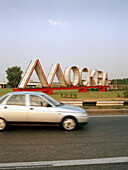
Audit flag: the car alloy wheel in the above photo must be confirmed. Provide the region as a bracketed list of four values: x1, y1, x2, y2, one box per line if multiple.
[0, 119, 6, 131]
[62, 118, 77, 131]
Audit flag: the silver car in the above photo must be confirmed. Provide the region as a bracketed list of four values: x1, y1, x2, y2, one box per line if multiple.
[0, 92, 88, 131]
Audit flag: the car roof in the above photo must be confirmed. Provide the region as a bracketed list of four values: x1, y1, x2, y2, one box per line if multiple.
[7, 91, 45, 96]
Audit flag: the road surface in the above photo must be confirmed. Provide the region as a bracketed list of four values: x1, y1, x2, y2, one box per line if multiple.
[0, 115, 128, 169]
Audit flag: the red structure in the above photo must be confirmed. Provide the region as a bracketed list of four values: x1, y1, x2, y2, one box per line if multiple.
[13, 86, 109, 95]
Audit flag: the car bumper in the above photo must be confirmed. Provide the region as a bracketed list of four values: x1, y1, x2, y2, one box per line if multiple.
[77, 115, 89, 123]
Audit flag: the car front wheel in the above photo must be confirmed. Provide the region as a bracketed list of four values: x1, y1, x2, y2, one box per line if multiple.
[62, 117, 77, 131]
[0, 118, 7, 131]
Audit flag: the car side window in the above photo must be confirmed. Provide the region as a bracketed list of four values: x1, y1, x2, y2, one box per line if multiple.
[30, 95, 49, 107]
[6, 95, 25, 106]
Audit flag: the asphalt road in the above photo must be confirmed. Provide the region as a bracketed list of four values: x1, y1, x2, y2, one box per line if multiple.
[0, 115, 128, 169]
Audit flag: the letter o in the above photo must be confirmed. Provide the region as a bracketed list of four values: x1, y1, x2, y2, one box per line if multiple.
[64, 66, 80, 86]
[79, 68, 89, 86]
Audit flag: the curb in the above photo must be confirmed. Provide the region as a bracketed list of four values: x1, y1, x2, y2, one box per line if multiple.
[62, 101, 128, 107]
[61, 101, 82, 106]
[83, 101, 128, 106]
[86, 109, 128, 115]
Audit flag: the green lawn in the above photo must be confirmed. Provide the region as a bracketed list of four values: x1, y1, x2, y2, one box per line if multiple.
[52, 89, 126, 101]
[0, 88, 13, 97]
[0, 88, 127, 102]
[82, 105, 128, 109]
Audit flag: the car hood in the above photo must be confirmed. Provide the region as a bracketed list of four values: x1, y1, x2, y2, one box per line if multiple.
[56, 104, 85, 113]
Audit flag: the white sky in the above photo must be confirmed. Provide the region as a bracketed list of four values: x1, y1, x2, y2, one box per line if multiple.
[0, 0, 128, 81]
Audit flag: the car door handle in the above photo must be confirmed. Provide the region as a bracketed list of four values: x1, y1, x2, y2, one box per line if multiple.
[30, 108, 34, 110]
[4, 106, 7, 109]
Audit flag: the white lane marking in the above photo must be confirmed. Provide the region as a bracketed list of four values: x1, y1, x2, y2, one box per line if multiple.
[0, 157, 128, 169]
[89, 115, 128, 118]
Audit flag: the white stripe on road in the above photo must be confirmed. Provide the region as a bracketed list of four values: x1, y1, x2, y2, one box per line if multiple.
[0, 157, 128, 169]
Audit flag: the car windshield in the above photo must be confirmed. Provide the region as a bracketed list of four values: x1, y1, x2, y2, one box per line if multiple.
[0, 95, 9, 104]
[41, 94, 62, 106]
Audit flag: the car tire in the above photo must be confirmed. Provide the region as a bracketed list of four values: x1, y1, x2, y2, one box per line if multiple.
[62, 117, 77, 131]
[0, 118, 7, 131]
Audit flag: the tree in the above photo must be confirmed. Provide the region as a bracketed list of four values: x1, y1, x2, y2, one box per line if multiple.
[6, 66, 23, 88]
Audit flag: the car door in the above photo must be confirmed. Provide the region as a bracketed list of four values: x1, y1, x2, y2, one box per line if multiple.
[28, 94, 59, 123]
[2, 94, 28, 122]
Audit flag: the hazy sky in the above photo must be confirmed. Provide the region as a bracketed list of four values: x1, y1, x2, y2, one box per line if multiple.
[0, 0, 128, 82]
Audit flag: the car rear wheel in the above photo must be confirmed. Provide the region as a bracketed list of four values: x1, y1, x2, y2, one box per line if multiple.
[62, 117, 77, 131]
[0, 119, 7, 131]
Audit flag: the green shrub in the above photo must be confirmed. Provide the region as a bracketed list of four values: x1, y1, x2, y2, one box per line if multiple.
[123, 91, 128, 98]
[117, 93, 120, 97]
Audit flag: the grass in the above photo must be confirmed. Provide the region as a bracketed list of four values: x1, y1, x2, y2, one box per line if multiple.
[0, 88, 127, 101]
[0, 88, 13, 97]
[82, 105, 128, 109]
[52, 89, 127, 101]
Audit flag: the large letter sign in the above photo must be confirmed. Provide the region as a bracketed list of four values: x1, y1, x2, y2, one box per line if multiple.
[64, 66, 80, 86]
[18, 59, 48, 88]
[79, 68, 91, 86]
[17, 59, 109, 94]
[47, 63, 67, 87]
